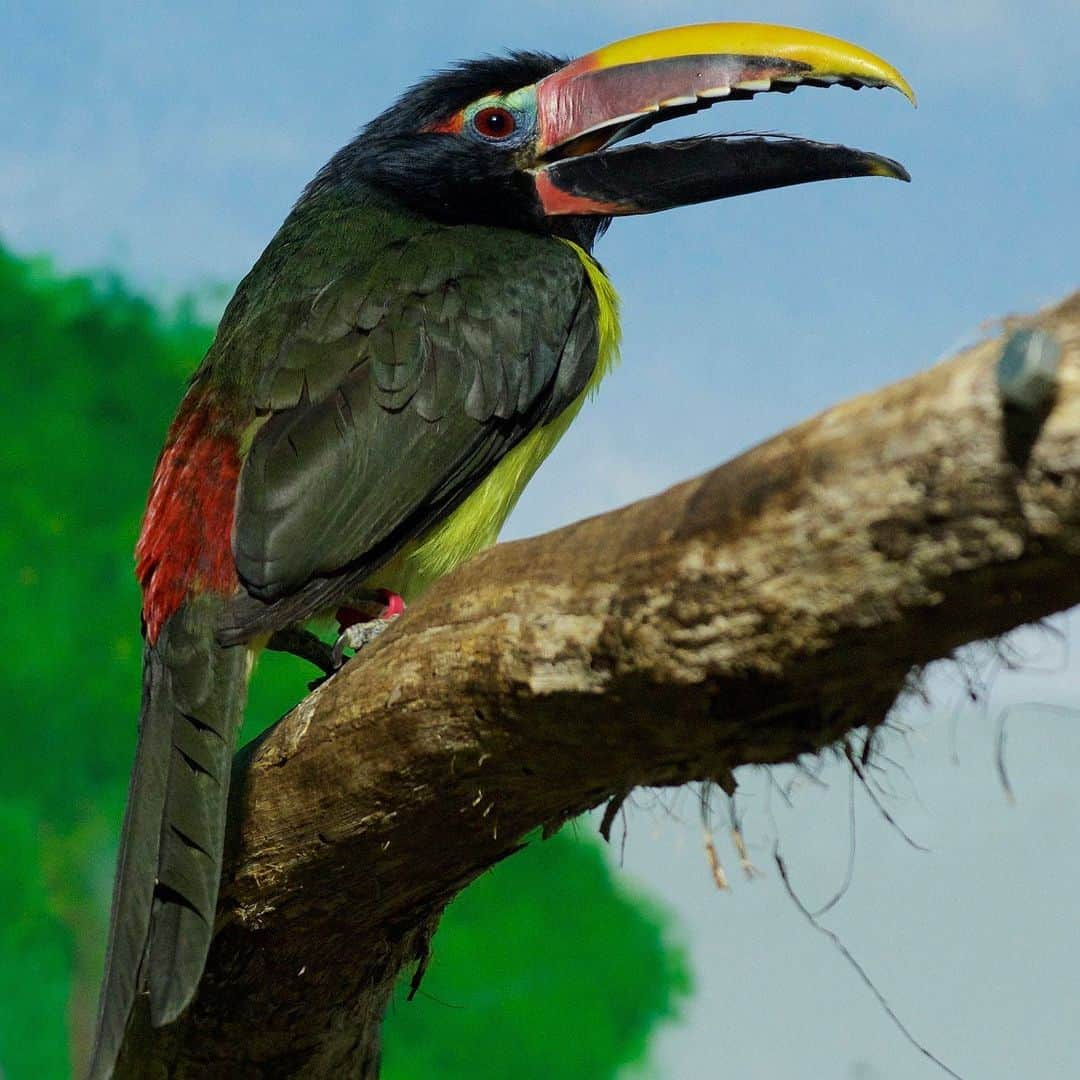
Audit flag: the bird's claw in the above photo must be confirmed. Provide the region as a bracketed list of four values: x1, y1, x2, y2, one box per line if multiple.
[331, 613, 401, 668]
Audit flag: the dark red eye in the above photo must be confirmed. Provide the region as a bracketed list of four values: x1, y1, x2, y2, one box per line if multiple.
[473, 106, 516, 140]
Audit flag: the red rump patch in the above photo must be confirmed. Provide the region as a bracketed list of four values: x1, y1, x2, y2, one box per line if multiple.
[135, 391, 241, 644]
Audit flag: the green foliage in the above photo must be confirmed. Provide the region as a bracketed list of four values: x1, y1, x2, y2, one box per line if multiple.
[384, 828, 690, 1080]
[0, 802, 72, 1078]
[0, 242, 689, 1077]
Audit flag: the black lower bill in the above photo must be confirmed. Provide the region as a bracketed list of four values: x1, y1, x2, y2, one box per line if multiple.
[538, 135, 910, 216]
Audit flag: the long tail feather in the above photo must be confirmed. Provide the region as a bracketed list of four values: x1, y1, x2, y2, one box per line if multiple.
[88, 599, 248, 1078]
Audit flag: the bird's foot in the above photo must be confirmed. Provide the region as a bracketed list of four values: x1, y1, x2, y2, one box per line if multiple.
[331, 590, 405, 668]
[330, 620, 393, 667]
[266, 626, 339, 676]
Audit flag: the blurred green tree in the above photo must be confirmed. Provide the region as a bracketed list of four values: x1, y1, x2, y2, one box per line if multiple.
[0, 243, 689, 1078]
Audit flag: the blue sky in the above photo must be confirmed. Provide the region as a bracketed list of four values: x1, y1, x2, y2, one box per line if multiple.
[5, 2, 1080, 1077]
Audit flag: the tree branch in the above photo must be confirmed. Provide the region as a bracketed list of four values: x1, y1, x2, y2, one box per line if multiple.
[119, 292, 1080, 1077]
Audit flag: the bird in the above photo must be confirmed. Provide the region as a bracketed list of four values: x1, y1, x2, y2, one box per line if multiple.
[89, 21, 914, 1078]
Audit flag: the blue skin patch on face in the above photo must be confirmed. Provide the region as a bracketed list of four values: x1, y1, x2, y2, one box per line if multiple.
[463, 87, 538, 150]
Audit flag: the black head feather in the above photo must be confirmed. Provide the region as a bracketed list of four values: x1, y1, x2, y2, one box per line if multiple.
[364, 51, 564, 139]
[300, 51, 605, 246]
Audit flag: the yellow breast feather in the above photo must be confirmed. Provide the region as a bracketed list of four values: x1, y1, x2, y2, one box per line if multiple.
[375, 241, 621, 600]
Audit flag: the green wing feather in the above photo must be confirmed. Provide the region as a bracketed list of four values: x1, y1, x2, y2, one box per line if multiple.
[226, 227, 599, 634]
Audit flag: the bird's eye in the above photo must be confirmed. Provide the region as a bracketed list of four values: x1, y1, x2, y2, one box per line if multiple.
[473, 106, 517, 140]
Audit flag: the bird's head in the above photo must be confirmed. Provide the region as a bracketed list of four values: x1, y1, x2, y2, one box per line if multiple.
[333, 23, 915, 247]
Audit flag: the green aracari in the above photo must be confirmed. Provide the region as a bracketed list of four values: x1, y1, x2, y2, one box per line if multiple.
[89, 21, 914, 1078]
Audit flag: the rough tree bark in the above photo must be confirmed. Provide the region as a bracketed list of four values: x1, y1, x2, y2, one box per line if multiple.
[118, 291, 1080, 1077]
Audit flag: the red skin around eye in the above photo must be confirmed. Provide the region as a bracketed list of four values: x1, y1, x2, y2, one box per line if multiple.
[425, 112, 465, 134]
[423, 87, 512, 136]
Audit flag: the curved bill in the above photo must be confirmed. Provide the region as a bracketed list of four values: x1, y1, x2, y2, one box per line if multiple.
[534, 22, 915, 157]
[534, 136, 910, 217]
